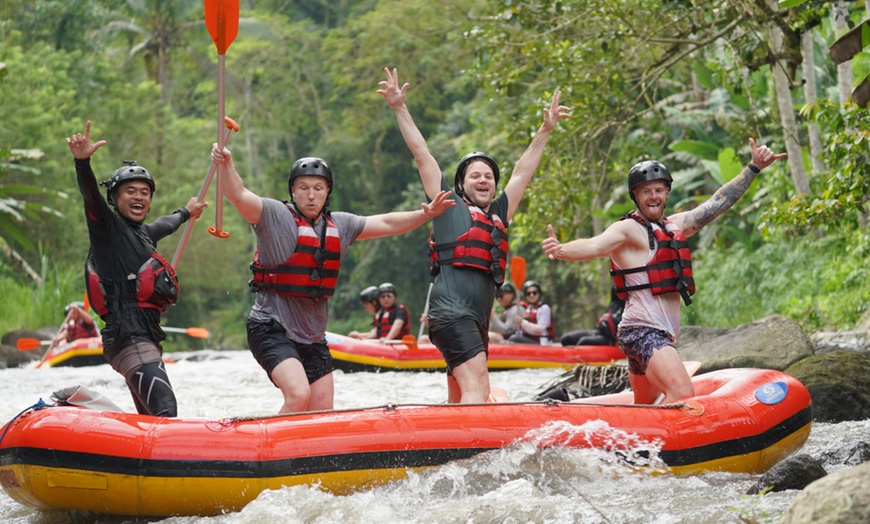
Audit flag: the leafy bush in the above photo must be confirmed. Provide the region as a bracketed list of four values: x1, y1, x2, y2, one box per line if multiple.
[684, 228, 869, 333]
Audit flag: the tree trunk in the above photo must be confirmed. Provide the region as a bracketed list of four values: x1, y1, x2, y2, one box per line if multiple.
[801, 31, 826, 173]
[768, 1, 812, 195]
[0, 241, 43, 286]
[834, 2, 854, 107]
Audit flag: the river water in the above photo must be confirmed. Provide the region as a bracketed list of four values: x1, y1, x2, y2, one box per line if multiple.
[2, 349, 869, 524]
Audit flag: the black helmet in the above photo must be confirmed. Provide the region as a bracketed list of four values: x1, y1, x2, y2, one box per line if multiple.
[378, 282, 397, 296]
[521, 280, 542, 296]
[454, 152, 499, 198]
[498, 282, 516, 295]
[627, 160, 672, 202]
[359, 286, 379, 304]
[288, 157, 333, 196]
[64, 301, 85, 317]
[100, 161, 155, 205]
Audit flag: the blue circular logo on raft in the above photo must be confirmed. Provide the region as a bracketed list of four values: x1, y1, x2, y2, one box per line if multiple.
[755, 381, 788, 405]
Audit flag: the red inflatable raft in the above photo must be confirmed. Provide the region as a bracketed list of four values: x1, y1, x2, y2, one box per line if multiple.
[326, 332, 625, 372]
[34, 336, 104, 369]
[0, 367, 811, 517]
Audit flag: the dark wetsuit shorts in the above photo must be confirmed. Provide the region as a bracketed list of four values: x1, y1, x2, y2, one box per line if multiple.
[430, 317, 489, 373]
[617, 325, 676, 376]
[247, 317, 333, 386]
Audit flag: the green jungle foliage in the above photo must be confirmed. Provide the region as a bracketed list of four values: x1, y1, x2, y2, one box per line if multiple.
[1, 0, 868, 349]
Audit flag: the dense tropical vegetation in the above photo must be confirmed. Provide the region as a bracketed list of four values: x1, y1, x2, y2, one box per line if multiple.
[1, 0, 868, 350]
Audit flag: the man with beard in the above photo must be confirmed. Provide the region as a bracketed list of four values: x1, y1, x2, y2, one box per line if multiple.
[542, 139, 786, 404]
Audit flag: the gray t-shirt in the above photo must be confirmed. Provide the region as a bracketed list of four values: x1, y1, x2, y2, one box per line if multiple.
[248, 198, 366, 344]
[427, 179, 510, 332]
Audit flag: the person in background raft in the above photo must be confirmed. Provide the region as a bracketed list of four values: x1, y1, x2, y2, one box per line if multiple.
[210, 144, 454, 414]
[66, 121, 208, 417]
[542, 139, 786, 404]
[51, 301, 99, 346]
[374, 282, 411, 341]
[509, 280, 554, 345]
[379, 67, 571, 403]
[348, 286, 381, 340]
[488, 283, 524, 344]
[560, 287, 625, 347]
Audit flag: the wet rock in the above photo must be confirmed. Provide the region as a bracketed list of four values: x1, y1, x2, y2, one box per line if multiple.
[785, 351, 870, 422]
[678, 314, 814, 371]
[811, 330, 870, 356]
[747, 454, 827, 494]
[780, 460, 870, 524]
[819, 441, 870, 467]
[0, 329, 51, 368]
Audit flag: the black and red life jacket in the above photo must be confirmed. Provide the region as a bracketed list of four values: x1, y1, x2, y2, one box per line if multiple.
[520, 303, 555, 343]
[430, 204, 508, 285]
[249, 207, 341, 300]
[66, 319, 98, 342]
[610, 214, 695, 306]
[86, 250, 179, 316]
[375, 304, 411, 339]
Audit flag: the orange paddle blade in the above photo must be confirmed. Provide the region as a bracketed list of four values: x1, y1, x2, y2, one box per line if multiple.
[204, 0, 239, 55]
[510, 256, 526, 290]
[224, 116, 240, 132]
[82, 292, 91, 312]
[162, 327, 210, 338]
[17, 338, 47, 351]
[185, 327, 210, 339]
[401, 334, 418, 351]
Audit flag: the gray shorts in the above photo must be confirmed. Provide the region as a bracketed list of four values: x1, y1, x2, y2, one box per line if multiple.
[617, 325, 676, 375]
[108, 340, 163, 379]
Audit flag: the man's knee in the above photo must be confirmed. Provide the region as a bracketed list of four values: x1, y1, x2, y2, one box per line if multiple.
[129, 361, 177, 417]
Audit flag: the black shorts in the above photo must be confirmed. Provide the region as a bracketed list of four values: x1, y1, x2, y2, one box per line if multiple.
[430, 317, 489, 372]
[246, 317, 333, 386]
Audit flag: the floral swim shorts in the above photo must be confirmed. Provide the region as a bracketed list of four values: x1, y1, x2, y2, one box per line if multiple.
[617, 325, 676, 375]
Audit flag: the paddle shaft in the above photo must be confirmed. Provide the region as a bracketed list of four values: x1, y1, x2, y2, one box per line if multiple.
[213, 53, 227, 234]
[204, 0, 238, 240]
[162, 326, 209, 338]
[171, 122, 237, 268]
[417, 282, 433, 339]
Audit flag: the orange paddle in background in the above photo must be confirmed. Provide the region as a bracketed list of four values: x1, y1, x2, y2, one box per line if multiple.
[510, 256, 526, 291]
[204, 0, 239, 240]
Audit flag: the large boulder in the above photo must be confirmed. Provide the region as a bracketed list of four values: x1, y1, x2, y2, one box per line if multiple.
[780, 460, 870, 524]
[0, 329, 51, 368]
[677, 315, 814, 371]
[811, 330, 870, 357]
[785, 351, 870, 422]
[747, 454, 827, 495]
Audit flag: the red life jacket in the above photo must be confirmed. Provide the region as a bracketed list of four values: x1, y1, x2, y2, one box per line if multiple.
[249, 207, 341, 300]
[66, 319, 98, 342]
[430, 204, 508, 285]
[521, 303, 555, 343]
[375, 304, 411, 339]
[610, 214, 695, 306]
[86, 251, 179, 316]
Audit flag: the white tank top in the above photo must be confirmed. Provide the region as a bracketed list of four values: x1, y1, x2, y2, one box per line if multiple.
[613, 221, 681, 338]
